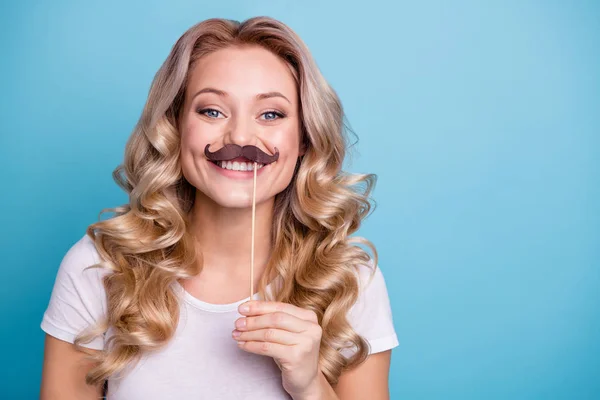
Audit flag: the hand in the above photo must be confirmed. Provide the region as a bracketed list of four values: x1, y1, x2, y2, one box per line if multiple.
[233, 300, 323, 399]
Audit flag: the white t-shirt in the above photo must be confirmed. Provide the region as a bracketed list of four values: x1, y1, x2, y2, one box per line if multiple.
[41, 234, 399, 399]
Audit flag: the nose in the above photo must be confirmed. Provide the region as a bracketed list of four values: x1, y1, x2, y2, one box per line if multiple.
[224, 114, 256, 147]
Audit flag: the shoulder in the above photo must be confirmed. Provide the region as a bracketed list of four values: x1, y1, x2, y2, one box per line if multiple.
[55, 233, 109, 288]
[348, 258, 390, 316]
[41, 233, 109, 349]
[345, 258, 399, 355]
[60, 233, 102, 271]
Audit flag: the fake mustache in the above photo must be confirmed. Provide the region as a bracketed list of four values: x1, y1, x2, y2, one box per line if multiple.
[204, 143, 280, 165]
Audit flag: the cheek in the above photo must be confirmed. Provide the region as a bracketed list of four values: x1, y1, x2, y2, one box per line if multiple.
[180, 121, 212, 166]
[269, 127, 301, 182]
[181, 126, 202, 152]
[272, 152, 300, 192]
[179, 150, 195, 187]
[179, 128, 205, 182]
[271, 123, 301, 155]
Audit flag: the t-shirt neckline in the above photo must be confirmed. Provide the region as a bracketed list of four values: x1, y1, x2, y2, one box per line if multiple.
[172, 280, 272, 313]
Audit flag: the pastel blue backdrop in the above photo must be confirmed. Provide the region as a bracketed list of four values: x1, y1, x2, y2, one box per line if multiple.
[1, 1, 598, 398]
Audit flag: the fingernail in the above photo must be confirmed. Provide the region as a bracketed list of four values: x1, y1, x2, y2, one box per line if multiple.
[232, 330, 241, 337]
[236, 318, 246, 328]
[239, 303, 250, 313]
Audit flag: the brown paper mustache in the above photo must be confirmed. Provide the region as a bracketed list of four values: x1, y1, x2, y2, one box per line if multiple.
[204, 143, 279, 165]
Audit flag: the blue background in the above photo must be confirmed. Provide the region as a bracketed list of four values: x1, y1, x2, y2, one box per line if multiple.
[1, 1, 598, 398]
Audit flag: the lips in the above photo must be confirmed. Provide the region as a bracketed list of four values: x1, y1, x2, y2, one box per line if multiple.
[215, 159, 264, 170]
[208, 157, 270, 179]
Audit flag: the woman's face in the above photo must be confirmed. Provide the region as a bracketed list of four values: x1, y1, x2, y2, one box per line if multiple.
[178, 44, 303, 209]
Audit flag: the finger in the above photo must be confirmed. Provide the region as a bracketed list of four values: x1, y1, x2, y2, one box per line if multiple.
[237, 340, 290, 360]
[232, 328, 299, 345]
[239, 300, 318, 323]
[235, 311, 312, 333]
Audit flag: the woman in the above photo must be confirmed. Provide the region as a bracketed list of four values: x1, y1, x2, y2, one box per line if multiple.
[40, 16, 398, 399]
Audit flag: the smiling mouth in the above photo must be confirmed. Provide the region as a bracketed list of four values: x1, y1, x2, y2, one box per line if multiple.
[209, 158, 265, 171]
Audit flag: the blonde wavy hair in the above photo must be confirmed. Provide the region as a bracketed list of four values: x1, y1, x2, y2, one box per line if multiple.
[75, 16, 378, 388]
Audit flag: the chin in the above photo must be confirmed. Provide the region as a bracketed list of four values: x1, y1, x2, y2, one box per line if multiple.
[215, 198, 256, 209]
[205, 191, 269, 209]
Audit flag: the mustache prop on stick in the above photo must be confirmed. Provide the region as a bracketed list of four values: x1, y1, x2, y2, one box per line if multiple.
[204, 143, 279, 298]
[204, 143, 279, 165]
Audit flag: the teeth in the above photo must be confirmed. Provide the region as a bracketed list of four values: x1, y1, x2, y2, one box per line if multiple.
[218, 161, 264, 171]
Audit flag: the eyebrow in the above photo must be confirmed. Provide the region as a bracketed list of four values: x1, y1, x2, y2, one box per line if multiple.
[191, 87, 291, 104]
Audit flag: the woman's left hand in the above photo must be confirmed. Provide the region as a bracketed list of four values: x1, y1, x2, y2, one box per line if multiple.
[233, 300, 323, 400]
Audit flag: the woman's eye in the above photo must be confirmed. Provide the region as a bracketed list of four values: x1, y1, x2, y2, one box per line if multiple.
[197, 108, 284, 121]
[198, 108, 224, 119]
[260, 110, 285, 121]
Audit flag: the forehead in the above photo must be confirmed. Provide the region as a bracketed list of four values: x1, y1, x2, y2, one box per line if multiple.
[186, 45, 298, 103]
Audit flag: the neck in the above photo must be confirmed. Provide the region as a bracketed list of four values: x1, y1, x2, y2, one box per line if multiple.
[188, 190, 275, 285]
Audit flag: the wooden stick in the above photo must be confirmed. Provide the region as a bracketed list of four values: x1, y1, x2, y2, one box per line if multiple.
[250, 161, 257, 298]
